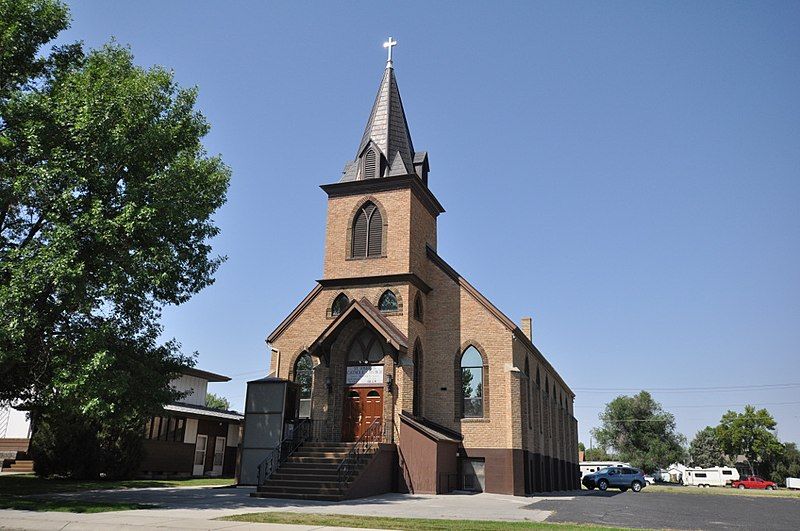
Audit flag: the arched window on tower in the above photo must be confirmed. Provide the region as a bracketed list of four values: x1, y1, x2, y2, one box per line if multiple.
[363, 148, 378, 180]
[378, 290, 398, 312]
[351, 201, 383, 258]
[331, 293, 349, 317]
[294, 353, 314, 418]
[460, 346, 484, 418]
[413, 294, 423, 322]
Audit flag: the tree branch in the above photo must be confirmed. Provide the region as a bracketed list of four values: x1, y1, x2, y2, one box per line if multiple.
[19, 215, 45, 248]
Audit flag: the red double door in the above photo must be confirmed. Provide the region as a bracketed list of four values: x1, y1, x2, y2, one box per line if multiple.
[342, 386, 383, 442]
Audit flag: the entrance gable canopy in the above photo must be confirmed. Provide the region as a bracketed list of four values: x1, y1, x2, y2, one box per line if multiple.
[308, 296, 408, 366]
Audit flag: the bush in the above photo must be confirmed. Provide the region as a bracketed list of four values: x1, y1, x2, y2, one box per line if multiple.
[30, 411, 144, 479]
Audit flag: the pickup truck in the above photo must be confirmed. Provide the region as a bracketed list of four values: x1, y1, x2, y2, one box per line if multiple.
[731, 476, 777, 490]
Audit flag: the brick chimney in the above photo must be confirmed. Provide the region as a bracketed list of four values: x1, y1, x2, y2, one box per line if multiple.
[521, 317, 532, 341]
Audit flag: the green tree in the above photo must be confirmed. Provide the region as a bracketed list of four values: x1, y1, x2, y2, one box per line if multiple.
[205, 392, 230, 411]
[715, 406, 783, 475]
[1, 1, 229, 478]
[592, 391, 686, 472]
[584, 447, 614, 461]
[689, 426, 728, 468]
[768, 442, 800, 485]
[578, 442, 586, 452]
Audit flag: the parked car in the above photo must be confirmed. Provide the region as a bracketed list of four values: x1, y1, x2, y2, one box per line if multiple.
[582, 466, 647, 492]
[644, 474, 655, 486]
[732, 476, 778, 490]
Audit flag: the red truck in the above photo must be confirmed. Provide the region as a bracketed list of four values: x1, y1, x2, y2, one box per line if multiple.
[732, 476, 778, 490]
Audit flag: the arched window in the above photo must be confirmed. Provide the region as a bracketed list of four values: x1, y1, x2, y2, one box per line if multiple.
[524, 358, 532, 429]
[363, 148, 378, 180]
[413, 294, 423, 322]
[331, 293, 349, 317]
[294, 353, 313, 418]
[378, 290, 398, 312]
[536, 367, 542, 433]
[413, 341, 423, 417]
[348, 328, 385, 365]
[460, 346, 484, 418]
[351, 201, 383, 258]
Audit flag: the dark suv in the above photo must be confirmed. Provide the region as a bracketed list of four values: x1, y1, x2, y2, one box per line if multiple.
[583, 466, 647, 492]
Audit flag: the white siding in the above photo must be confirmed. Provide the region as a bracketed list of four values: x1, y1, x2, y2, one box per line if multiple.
[183, 418, 199, 444]
[171, 375, 208, 406]
[0, 405, 31, 439]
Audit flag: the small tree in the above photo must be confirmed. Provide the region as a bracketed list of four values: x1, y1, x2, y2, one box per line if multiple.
[584, 447, 614, 461]
[689, 426, 728, 468]
[592, 391, 686, 471]
[205, 392, 230, 411]
[715, 406, 783, 475]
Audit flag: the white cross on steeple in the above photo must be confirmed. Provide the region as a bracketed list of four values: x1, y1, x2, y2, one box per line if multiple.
[383, 37, 397, 67]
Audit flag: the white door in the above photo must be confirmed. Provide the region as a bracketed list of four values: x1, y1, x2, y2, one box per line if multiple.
[211, 436, 226, 476]
[193, 434, 208, 476]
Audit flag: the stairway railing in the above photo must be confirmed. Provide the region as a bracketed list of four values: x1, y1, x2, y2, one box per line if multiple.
[336, 417, 382, 489]
[255, 418, 311, 488]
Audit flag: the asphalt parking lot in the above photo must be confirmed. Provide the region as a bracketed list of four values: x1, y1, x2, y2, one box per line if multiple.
[531, 489, 800, 530]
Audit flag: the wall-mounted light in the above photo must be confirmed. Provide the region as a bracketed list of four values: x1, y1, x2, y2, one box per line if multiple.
[386, 374, 394, 394]
[325, 376, 332, 393]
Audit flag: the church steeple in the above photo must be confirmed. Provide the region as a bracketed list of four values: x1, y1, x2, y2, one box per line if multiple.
[341, 38, 429, 184]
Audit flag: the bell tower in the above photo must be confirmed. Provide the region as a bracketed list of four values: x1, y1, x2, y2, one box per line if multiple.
[320, 39, 443, 284]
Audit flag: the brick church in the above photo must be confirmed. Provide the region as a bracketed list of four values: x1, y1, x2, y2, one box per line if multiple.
[261, 40, 578, 497]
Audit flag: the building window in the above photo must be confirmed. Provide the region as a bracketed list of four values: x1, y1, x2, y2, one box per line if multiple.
[331, 293, 349, 317]
[351, 201, 383, 258]
[460, 345, 484, 418]
[348, 328, 385, 364]
[525, 358, 532, 429]
[363, 148, 378, 180]
[294, 353, 314, 418]
[413, 294, 423, 322]
[378, 290, 398, 312]
[144, 415, 186, 442]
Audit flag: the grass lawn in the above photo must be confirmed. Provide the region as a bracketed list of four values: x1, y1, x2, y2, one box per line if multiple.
[0, 497, 156, 513]
[643, 484, 800, 499]
[219, 512, 630, 530]
[0, 473, 234, 497]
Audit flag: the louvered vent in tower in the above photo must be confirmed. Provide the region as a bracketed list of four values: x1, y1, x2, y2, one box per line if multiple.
[363, 148, 377, 180]
[367, 207, 382, 256]
[352, 209, 368, 256]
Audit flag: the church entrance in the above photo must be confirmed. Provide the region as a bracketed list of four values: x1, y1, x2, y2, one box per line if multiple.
[342, 386, 383, 441]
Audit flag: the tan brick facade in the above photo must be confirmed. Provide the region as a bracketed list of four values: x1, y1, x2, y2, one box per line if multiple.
[264, 61, 577, 495]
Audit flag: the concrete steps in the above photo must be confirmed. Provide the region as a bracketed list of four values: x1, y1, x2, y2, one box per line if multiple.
[252, 441, 374, 501]
[5, 460, 34, 472]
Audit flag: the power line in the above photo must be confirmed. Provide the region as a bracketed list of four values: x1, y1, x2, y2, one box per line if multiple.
[575, 400, 800, 409]
[574, 383, 800, 393]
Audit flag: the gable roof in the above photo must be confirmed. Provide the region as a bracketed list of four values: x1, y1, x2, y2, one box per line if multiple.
[266, 284, 323, 344]
[426, 245, 575, 398]
[307, 296, 408, 362]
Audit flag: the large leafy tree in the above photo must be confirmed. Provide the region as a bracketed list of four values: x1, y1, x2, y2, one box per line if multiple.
[592, 391, 686, 472]
[715, 406, 783, 475]
[0, 1, 230, 477]
[688, 426, 728, 468]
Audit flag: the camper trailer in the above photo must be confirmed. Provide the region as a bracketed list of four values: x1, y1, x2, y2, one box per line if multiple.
[683, 467, 740, 487]
[580, 461, 632, 478]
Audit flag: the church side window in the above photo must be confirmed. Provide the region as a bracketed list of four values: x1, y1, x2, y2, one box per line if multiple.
[413, 294, 423, 322]
[378, 290, 398, 312]
[351, 201, 383, 258]
[524, 358, 531, 430]
[460, 345, 484, 418]
[294, 353, 314, 418]
[331, 293, 349, 317]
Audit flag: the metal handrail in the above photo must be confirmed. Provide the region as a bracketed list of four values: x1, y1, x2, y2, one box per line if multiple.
[336, 417, 382, 489]
[255, 418, 311, 488]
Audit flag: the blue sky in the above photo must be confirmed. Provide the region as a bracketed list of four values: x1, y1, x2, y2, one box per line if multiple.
[57, 1, 800, 447]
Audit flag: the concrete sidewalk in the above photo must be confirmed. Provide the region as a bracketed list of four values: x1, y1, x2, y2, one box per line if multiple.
[0, 486, 558, 530]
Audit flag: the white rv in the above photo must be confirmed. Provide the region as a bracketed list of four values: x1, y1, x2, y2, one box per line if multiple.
[683, 466, 740, 487]
[580, 461, 632, 478]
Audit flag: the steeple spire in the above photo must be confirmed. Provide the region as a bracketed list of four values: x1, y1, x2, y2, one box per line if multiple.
[340, 39, 429, 183]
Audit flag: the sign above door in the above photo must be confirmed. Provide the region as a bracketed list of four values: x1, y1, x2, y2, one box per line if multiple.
[346, 365, 384, 386]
